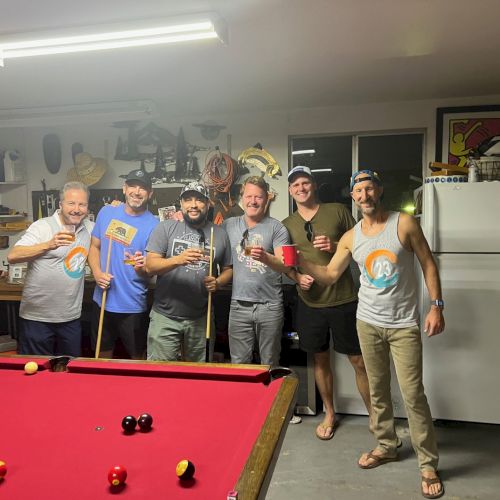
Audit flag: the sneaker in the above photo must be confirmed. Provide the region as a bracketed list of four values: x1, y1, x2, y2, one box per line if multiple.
[290, 415, 302, 424]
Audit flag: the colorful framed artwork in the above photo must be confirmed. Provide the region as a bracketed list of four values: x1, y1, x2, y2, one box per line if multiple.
[435, 105, 500, 167]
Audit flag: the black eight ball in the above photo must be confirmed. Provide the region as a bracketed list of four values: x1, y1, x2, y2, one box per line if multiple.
[138, 413, 153, 431]
[121, 415, 137, 433]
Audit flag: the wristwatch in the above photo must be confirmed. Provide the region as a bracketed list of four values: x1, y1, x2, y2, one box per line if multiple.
[430, 299, 444, 309]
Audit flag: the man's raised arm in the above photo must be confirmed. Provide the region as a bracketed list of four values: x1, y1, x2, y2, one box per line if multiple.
[299, 229, 354, 285]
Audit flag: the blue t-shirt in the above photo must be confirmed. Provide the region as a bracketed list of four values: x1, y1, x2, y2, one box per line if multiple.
[92, 204, 159, 313]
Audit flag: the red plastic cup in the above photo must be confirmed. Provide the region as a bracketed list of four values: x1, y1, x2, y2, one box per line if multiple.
[282, 244, 298, 266]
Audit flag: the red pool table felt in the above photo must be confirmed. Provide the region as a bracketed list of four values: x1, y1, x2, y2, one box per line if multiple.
[0, 357, 297, 500]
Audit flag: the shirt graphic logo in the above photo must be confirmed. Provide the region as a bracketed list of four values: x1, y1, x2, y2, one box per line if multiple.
[363, 249, 399, 288]
[236, 243, 267, 274]
[64, 246, 88, 279]
[172, 233, 212, 273]
[106, 219, 138, 246]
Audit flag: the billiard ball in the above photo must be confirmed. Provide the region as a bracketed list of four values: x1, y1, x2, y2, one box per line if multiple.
[24, 361, 38, 375]
[137, 413, 153, 432]
[0, 460, 7, 479]
[107, 465, 127, 486]
[176, 459, 195, 480]
[121, 415, 137, 433]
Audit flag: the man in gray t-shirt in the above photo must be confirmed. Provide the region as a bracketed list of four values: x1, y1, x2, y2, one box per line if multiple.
[7, 181, 93, 357]
[223, 176, 291, 366]
[146, 181, 232, 362]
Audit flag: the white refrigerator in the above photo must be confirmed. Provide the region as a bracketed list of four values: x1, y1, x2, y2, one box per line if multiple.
[419, 181, 500, 424]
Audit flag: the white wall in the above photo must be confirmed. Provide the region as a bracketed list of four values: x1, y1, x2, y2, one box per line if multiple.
[2, 93, 500, 222]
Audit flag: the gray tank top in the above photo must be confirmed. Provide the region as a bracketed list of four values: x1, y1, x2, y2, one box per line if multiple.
[352, 211, 418, 328]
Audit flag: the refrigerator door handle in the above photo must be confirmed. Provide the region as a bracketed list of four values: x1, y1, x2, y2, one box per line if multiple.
[424, 184, 437, 250]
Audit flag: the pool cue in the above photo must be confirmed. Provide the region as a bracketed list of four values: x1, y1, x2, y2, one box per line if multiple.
[205, 226, 215, 362]
[95, 234, 113, 358]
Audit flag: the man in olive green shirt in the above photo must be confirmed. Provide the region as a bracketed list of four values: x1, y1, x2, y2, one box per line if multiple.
[283, 166, 372, 440]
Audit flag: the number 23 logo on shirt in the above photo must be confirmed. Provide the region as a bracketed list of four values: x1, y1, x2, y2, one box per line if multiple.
[363, 249, 399, 288]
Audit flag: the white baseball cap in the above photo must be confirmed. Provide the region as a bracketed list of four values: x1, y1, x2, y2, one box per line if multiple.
[287, 166, 313, 182]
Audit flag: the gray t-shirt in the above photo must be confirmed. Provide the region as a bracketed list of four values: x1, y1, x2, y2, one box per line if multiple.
[16, 211, 94, 322]
[223, 215, 290, 303]
[147, 220, 232, 320]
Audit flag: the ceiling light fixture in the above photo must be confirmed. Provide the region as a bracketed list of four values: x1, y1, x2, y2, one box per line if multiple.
[0, 14, 227, 66]
[292, 149, 316, 155]
[0, 100, 159, 127]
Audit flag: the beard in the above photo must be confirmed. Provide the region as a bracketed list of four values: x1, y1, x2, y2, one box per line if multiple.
[126, 195, 148, 211]
[183, 210, 207, 226]
[359, 200, 380, 215]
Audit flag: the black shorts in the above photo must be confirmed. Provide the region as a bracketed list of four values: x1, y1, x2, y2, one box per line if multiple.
[296, 297, 361, 355]
[91, 302, 148, 358]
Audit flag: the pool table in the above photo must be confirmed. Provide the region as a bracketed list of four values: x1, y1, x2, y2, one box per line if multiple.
[0, 356, 298, 499]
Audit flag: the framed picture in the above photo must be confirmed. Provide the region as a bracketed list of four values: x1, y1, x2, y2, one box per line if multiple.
[435, 105, 500, 166]
[157, 205, 177, 221]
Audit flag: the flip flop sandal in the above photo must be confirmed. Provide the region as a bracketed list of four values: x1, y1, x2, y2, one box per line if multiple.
[315, 422, 336, 440]
[358, 450, 398, 469]
[421, 475, 444, 499]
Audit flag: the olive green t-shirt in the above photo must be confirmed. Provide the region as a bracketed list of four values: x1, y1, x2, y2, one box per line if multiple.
[282, 203, 357, 308]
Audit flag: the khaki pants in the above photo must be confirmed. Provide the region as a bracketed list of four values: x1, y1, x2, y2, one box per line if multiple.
[357, 319, 439, 471]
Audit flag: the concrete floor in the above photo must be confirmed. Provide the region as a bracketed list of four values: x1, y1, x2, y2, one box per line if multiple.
[267, 413, 500, 500]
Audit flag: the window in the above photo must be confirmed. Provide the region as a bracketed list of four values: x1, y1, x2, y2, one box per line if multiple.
[290, 131, 424, 216]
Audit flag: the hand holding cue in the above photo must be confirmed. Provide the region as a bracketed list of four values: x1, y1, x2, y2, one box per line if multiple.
[95, 233, 113, 358]
[205, 226, 215, 362]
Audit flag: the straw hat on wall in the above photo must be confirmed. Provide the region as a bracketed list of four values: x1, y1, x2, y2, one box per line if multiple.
[66, 152, 107, 186]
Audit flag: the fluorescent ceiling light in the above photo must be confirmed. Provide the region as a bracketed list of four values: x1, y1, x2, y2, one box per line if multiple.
[292, 149, 316, 155]
[311, 168, 332, 173]
[0, 14, 226, 66]
[0, 100, 159, 127]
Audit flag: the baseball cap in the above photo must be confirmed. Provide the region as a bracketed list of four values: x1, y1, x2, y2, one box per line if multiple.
[180, 181, 209, 200]
[288, 165, 313, 182]
[125, 169, 152, 189]
[350, 169, 382, 191]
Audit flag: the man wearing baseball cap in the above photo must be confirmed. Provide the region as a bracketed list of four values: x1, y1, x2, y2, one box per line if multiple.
[282, 166, 372, 440]
[298, 170, 445, 499]
[145, 181, 232, 362]
[88, 168, 158, 359]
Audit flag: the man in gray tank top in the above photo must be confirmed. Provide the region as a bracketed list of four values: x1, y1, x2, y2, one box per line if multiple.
[299, 170, 445, 499]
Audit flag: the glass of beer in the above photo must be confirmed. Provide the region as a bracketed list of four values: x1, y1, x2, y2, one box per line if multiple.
[61, 224, 76, 242]
[123, 248, 139, 265]
[244, 234, 263, 256]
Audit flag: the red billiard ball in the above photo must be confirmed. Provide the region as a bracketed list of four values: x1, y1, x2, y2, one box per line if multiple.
[0, 460, 7, 479]
[108, 465, 127, 486]
[121, 415, 137, 433]
[137, 413, 153, 432]
[176, 459, 195, 480]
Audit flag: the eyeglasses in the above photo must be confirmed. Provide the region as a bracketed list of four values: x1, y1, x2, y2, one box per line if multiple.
[240, 229, 249, 249]
[304, 221, 313, 242]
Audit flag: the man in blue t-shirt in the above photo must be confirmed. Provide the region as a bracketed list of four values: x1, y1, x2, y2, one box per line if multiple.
[88, 169, 159, 359]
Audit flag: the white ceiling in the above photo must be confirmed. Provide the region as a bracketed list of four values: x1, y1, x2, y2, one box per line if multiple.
[1, 0, 500, 116]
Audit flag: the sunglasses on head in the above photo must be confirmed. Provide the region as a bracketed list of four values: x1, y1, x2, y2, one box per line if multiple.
[240, 229, 249, 249]
[304, 221, 313, 242]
